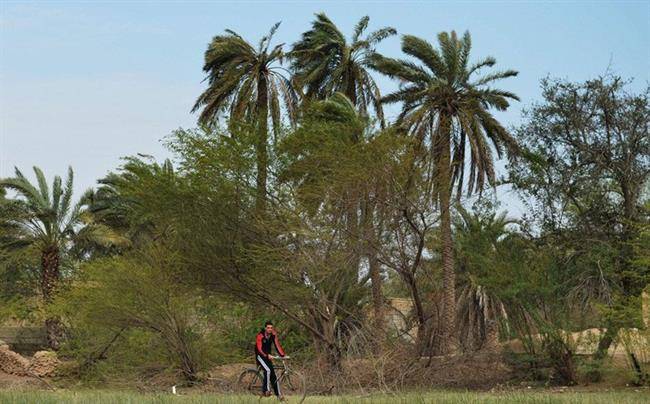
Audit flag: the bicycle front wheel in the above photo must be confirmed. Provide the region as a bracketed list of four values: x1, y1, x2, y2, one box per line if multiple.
[279, 369, 306, 401]
[237, 368, 262, 395]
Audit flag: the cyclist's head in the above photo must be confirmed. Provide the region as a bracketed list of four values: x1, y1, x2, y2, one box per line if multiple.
[264, 321, 274, 334]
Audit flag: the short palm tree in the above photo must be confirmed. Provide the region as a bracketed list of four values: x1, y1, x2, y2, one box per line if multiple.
[86, 157, 176, 248]
[455, 208, 515, 351]
[192, 23, 298, 210]
[290, 13, 395, 127]
[0, 166, 123, 349]
[372, 31, 519, 353]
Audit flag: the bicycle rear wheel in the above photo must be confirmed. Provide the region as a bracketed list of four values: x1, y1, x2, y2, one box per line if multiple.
[237, 368, 262, 395]
[279, 369, 306, 401]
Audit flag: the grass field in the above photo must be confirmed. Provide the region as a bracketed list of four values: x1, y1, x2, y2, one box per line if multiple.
[0, 390, 648, 404]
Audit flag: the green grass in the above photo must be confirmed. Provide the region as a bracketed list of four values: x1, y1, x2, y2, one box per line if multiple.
[0, 390, 648, 404]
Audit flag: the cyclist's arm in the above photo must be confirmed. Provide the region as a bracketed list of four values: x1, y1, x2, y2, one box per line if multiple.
[273, 333, 286, 357]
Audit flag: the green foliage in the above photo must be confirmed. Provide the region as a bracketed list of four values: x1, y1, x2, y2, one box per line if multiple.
[508, 76, 649, 296]
[279, 93, 375, 212]
[290, 13, 395, 126]
[506, 75, 649, 382]
[85, 157, 177, 249]
[192, 23, 299, 210]
[55, 244, 223, 381]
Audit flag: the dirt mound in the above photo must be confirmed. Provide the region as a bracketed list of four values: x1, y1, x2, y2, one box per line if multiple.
[0, 343, 45, 390]
[0, 344, 60, 379]
[0, 343, 30, 376]
[28, 351, 60, 377]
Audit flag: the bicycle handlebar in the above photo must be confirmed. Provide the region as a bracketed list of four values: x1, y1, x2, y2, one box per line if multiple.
[269, 355, 290, 360]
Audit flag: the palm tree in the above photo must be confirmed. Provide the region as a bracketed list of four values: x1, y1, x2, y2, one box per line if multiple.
[455, 208, 515, 351]
[192, 23, 298, 211]
[290, 13, 396, 127]
[85, 156, 176, 248]
[0, 166, 123, 349]
[372, 31, 519, 353]
[291, 15, 395, 336]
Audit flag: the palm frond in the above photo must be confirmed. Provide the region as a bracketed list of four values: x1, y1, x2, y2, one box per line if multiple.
[401, 35, 446, 77]
[32, 166, 50, 204]
[472, 70, 519, 87]
[352, 16, 370, 42]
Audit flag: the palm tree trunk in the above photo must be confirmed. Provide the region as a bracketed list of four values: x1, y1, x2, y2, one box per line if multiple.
[255, 74, 269, 212]
[484, 319, 500, 351]
[404, 272, 428, 354]
[437, 115, 457, 355]
[344, 65, 357, 107]
[41, 245, 62, 350]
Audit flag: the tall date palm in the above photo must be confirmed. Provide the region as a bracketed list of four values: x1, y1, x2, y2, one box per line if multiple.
[193, 23, 298, 211]
[372, 31, 519, 353]
[291, 15, 396, 335]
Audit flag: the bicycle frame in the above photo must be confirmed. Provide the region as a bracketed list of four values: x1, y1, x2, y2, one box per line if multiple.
[257, 357, 289, 377]
[238, 356, 305, 399]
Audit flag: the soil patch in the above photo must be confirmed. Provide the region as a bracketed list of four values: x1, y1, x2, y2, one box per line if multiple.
[417, 351, 514, 389]
[0, 370, 44, 390]
[207, 362, 253, 383]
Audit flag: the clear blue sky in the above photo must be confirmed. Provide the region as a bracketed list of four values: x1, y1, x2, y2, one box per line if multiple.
[1, 1, 648, 216]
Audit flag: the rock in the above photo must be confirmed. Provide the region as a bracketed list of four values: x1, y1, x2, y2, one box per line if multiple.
[28, 351, 60, 377]
[0, 344, 30, 376]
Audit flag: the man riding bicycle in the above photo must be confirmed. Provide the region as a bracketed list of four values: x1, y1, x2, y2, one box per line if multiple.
[254, 321, 286, 399]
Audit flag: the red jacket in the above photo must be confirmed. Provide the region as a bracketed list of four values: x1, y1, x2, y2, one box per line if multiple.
[255, 330, 285, 359]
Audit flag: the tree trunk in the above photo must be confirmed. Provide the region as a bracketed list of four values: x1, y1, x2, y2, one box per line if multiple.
[364, 194, 384, 342]
[586, 325, 618, 382]
[437, 115, 457, 355]
[41, 245, 62, 350]
[399, 271, 428, 355]
[344, 63, 357, 107]
[483, 319, 500, 351]
[369, 252, 383, 332]
[368, 245, 385, 355]
[587, 178, 643, 381]
[255, 73, 269, 213]
[309, 313, 343, 371]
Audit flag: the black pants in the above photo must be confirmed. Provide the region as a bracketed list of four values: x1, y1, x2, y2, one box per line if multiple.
[256, 354, 280, 396]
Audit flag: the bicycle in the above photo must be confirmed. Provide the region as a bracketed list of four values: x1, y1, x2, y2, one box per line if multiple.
[237, 355, 306, 401]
